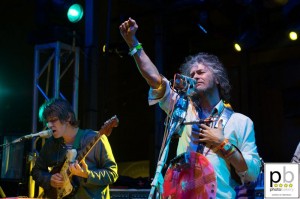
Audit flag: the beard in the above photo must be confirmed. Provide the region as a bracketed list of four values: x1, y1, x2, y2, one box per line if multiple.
[191, 83, 218, 100]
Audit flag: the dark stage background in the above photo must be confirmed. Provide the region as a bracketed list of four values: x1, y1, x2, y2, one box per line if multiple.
[0, 0, 300, 197]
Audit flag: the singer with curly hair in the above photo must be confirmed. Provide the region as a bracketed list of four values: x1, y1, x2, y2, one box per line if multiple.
[119, 18, 261, 198]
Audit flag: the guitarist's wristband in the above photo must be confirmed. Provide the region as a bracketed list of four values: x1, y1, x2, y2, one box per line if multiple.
[213, 138, 228, 153]
[213, 139, 236, 158]
[220, 142, 236, 158]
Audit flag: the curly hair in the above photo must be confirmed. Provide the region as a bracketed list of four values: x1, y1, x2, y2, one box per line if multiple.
[179, 52, 231, 102]
[39, 98, 79, 127]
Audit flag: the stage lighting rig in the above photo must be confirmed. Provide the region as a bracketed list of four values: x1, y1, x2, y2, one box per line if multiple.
[36, 0, 84, 27]
[32, 0, 84, 44]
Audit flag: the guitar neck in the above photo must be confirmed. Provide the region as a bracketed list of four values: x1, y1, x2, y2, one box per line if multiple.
[76, 132, 104, 163]
[75, 115, 119, 164]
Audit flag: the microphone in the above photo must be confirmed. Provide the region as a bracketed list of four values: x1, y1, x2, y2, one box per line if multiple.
[174, 74, 197, 96]
[12, 129, 53, 143]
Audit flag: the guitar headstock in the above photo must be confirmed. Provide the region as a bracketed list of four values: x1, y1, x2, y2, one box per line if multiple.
[99, 115, 119, 136]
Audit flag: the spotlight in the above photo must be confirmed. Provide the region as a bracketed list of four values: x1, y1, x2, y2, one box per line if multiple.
[233, 30, 260, 52]
[287, 25, 300, 42]
[289, 31, 298, 41]
[234, 43, 242, 52]
[67, 3, 84, 23]
[36, 0, 84, 27]
[51, 0, 84, 24]
[32, 0, 84, 44]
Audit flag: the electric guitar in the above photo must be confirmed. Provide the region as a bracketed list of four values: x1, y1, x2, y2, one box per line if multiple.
[48, 115, 119, 199]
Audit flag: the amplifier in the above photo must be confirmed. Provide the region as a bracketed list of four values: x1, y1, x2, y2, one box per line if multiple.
[110, 189, 150, 199]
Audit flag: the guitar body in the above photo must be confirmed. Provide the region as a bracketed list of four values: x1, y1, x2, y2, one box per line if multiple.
[44, 149, 77, 199]
[163, 151, 216, 199]
[56, 149, 77, 199]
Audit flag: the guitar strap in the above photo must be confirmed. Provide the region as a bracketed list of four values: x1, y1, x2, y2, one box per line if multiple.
[217, 102, 234, 128]
[218, 103, 246, 185]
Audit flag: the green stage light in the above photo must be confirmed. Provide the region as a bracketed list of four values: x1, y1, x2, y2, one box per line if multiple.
[67, 3, 84, 23]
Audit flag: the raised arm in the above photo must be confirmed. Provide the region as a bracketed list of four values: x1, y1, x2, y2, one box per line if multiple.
[119, 18, 162, 89]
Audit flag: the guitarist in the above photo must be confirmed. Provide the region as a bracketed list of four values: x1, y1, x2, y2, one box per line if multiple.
[31, 98, 118, 199]
[120, 18, 261, 198]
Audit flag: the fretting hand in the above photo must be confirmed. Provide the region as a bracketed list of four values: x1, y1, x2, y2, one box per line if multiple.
[69, 159, 89, 178]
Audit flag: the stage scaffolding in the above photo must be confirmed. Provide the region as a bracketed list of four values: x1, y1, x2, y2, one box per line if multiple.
[28, 41, 80, 197]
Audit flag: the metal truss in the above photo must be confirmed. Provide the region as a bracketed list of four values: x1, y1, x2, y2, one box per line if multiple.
[29, 41, 80, 197]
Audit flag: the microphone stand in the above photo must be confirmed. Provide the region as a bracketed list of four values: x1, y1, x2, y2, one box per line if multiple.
[1, 132, 49, 197]
[148, 138, 170, 199]
[0, 135, 44, 198]
[28, 137, 45, 198]
[148, 93, 189, 199]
